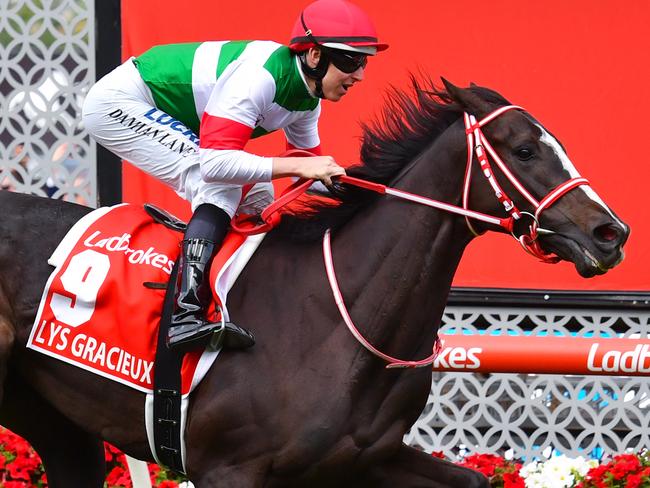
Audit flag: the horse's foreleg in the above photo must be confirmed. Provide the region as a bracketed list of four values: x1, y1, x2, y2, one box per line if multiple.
[0, 377, 106, 488]
[364, 443, 489, 488]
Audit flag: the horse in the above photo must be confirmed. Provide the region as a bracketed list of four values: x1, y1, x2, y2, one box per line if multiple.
[0, 78, 628, 487]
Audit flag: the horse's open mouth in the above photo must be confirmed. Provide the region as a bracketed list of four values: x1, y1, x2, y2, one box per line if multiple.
[539, 234, 622, 278]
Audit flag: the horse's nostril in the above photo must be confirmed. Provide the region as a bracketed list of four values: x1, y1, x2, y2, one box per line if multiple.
[594, 224, 621, 243]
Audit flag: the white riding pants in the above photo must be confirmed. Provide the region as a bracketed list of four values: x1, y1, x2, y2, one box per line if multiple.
[81, 58, 273, 217]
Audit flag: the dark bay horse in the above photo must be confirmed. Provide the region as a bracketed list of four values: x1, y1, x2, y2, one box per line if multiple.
[0, 79, 628, 487]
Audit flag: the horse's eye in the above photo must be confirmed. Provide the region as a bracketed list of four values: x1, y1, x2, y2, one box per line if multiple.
[515, 147, 534, 161]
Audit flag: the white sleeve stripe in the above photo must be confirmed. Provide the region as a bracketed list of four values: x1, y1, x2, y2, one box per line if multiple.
[238, 41, 284, 64]
[206, 66, 276, 128]
[200, 148, 273, 184]
[192, 41, 224, 117]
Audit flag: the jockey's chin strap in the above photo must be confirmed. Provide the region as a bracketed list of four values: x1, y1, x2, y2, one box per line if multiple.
[462, 105, 590, 262]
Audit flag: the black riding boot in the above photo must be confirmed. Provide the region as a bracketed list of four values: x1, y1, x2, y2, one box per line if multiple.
[167, 206, 254, 350]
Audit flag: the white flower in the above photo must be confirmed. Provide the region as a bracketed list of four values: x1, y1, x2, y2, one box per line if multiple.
[520, 454, 597, 488]
[520, 461, 539, 478]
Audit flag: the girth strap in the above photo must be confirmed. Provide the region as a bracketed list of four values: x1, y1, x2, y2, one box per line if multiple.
[152, 259, 186, 473]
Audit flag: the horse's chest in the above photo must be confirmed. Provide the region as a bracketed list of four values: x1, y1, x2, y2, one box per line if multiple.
[275, 378, 425, 473]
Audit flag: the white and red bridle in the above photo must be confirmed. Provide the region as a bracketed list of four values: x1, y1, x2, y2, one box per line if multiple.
[233, 106, 592, 368]
[462, 105, 589, 262]
[324, 105, 590, 368]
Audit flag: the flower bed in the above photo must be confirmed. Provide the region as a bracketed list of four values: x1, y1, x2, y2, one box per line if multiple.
[3, 425, 650, 487]
[433, 451, 650, 488]
[0, 426, 185, 487]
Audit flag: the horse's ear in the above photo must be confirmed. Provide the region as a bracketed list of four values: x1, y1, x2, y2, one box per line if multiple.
[441, 77, 492, 118]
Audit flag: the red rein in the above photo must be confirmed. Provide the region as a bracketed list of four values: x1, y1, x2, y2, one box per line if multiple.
[228, 108, 592, 369]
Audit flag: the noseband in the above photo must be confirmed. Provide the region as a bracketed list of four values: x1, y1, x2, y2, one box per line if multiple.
[462, 105, 589, 262]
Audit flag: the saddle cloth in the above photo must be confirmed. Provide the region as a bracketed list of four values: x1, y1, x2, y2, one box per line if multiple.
[26, 203, 265, 395]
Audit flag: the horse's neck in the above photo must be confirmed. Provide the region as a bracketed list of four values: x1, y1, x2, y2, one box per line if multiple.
[331, 124, 471, 356]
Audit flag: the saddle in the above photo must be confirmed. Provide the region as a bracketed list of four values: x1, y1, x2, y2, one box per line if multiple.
[144, 203, 187, 233]
[27, 203, 266, 473]
[146, 203, 254, 471]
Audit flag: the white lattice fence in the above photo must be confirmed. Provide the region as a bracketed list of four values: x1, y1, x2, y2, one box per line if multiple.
[405, 306, 650, 460]
[0, 0, 96, 205]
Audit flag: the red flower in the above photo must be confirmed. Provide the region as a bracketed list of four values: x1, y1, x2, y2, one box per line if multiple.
[105, 443, 126, 464]
[0, 426, 192, 487]
[149, 462, 162, 476]
[503, 470, 525, 488]
[627, 473, 643, 488]
[459, 453, 507, 478]
[3, 481, 30, 488]
[106, 464, 132, 487]
[609, 453, 641, 480]
[7, 454, 41, 481]
[158, 481, 180, 488]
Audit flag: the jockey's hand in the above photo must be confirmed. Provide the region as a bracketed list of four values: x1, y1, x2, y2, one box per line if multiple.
[272, 156, 346, 187]
[297, 156, 346, 186]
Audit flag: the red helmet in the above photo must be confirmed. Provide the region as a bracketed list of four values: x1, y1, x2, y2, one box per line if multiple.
[289, 0, 388, 54]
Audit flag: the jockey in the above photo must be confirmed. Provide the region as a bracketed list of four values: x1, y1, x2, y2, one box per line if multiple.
[82, 0, 388, 351]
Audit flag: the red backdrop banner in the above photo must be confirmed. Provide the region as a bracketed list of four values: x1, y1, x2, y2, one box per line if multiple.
[120, 0, 649, 292]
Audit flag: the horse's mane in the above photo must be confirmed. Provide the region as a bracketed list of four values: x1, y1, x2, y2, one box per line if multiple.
[275, 76, 510, 241]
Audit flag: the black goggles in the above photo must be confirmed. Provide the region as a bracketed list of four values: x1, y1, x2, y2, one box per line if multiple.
[324, 47, 368, 74]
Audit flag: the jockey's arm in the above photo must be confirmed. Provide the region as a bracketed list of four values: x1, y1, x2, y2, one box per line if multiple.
[198, 64, 344, 187]
[275, 107, 346, 187]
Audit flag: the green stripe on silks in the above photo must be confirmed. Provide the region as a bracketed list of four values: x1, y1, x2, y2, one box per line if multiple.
[263, 46, 318, 113]
[216, 41, 252, 79]
[135, 43, 202, 134]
